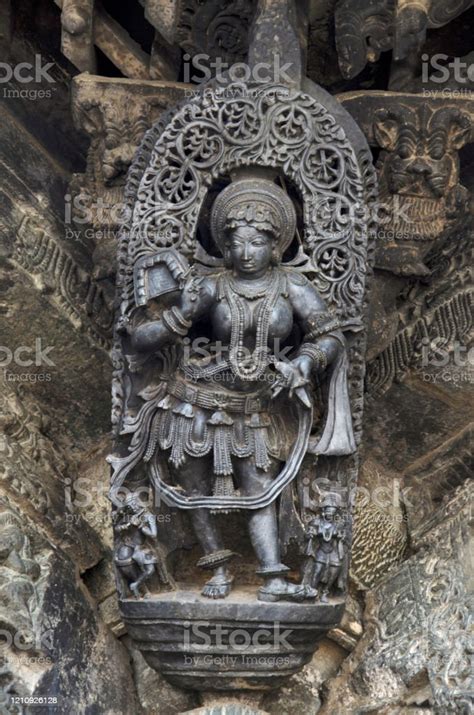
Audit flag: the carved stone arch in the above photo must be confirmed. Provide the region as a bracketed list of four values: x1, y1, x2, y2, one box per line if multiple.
[122, 80, 372, 313]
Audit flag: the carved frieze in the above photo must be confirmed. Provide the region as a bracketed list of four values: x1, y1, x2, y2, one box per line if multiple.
[369, 483, 473, 712]
[404, 423, 472, 538]
[340, 92, 473, 276]
[0, 495, 139, 711]
[335, 0, 473, 79]
[321, 481, 473, 713]
[350, 460, 407, 589]
[339, 90, 472, 377]
[12, 213, 113, 351]
[0, 500, 47, 705]
[70, 76, 189, 280]
[0, 377, 103, 571]
[365, 230, 472, 397]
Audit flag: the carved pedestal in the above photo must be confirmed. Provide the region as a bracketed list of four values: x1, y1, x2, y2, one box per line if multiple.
[122, 591, 345, 691]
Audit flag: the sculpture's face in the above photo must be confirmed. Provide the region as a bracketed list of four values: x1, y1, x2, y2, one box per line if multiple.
[228, 226, 274, 277]
[125, 497, 139, 513]
[374, 106, 469, 200]
[323, 506, 337, 521]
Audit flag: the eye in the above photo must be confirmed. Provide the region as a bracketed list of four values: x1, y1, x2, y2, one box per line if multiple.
[428, 130, 446, 160]
[397, 146, 410, 159]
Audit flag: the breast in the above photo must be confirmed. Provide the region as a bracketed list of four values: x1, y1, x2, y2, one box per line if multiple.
[211, 296, 293, 344]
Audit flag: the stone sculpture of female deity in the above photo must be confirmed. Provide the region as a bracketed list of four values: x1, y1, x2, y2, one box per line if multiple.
[125, 178, 355, 603]
[107, 52, 376, 684]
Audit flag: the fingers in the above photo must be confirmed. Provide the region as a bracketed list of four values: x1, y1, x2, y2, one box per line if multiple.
[295, 387, 312, 408]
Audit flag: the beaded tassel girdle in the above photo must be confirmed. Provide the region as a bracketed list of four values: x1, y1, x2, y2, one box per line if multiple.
[221, 270, 283, 382]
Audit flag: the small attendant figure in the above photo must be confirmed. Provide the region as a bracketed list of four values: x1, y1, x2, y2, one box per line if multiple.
[113, 493, 163, 598]
[302, 492, 346, 603]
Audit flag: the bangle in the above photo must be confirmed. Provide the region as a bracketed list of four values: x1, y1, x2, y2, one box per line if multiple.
[162, 306, 192, 337]
[197, 549, 236, 569]
[298, 343, 328, 370]
[305, 314, 341, 341]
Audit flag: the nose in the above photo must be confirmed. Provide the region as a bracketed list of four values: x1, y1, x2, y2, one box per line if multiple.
[410, 159, 433, 176]
[243, 242, 250, 260]
[103, 148, 133, 182]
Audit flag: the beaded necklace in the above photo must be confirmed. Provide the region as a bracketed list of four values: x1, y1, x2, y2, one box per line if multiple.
[222, 269, 283, 381]
[226, 270, 275, 300]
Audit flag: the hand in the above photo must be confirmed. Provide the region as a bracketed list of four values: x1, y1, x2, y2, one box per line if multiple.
[116, 313, 132, 336]
[290, 355, 313, 381]
[272, 358, 312, 407]
[179, 273, 205, 319]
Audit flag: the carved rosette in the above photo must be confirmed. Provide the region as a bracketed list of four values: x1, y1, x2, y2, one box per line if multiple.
[175, 0, 256, 65]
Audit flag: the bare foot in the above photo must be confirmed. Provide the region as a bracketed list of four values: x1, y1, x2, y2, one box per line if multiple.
[258, 578, 306, 603]
[201, 573, 233, 599]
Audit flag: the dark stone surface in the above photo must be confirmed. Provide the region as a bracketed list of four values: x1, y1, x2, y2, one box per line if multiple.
[121, 589, 345, 691]
[0, 0, 472, 712]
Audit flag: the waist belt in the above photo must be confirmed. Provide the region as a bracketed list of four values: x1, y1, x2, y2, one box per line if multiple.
[166, 379, 269, 414]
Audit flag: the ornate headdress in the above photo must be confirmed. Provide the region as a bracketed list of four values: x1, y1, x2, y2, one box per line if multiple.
[320, 492, 343, 509]
[210, 178, 296, 254]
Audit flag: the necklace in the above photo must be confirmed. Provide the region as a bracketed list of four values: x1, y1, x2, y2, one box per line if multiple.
[227, 270, 275, 300]
[222, 269, 282, 381]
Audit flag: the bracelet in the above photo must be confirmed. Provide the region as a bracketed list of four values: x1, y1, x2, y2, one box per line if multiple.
[162, 306, 192, 337]
[305, 313, 341, 341]
[298, 343, 328, 370]
[196, 549, 237, 569]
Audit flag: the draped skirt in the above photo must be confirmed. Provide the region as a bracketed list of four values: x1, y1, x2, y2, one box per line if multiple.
[143, 375, 295, 497]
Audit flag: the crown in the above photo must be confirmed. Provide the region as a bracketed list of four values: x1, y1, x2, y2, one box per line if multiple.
[210, 179, 296, 254]
[320, 492, 343, 509]
[225, 202, 280, 235]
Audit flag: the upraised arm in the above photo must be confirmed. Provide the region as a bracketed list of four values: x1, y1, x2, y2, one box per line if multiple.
[141, 512, 158, 539]
[131, 273, 217, 353]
